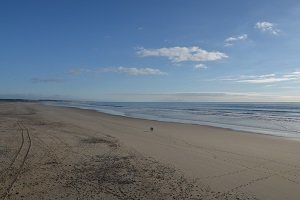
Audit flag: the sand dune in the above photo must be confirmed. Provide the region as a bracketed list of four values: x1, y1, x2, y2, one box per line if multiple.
[0, 102, 300, 199]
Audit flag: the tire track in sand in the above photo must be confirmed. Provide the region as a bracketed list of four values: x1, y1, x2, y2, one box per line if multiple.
[0, 123, 24, 180]
[1, 121, 32, 200]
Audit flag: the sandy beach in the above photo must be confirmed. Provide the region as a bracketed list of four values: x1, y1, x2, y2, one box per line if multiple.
[0, 102, 300, 200]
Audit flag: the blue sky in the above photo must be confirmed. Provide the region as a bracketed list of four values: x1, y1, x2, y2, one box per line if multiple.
[1, 0, 300, 101]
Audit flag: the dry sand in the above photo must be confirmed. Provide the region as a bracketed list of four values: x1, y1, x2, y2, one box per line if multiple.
[0, 102, 300, 200]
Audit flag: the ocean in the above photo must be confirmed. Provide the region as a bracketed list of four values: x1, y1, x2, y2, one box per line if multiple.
[46, 101, 300, 138]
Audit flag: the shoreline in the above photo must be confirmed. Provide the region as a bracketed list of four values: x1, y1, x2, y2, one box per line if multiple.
[47, 102, 300, 141]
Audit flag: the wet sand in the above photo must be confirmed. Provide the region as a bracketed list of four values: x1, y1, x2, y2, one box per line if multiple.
[0, 102, 300, 199]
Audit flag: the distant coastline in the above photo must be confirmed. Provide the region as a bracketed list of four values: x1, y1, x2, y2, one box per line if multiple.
[3, 99, 300, 138]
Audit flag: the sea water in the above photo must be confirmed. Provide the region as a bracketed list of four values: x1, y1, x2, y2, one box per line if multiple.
[46, 101, 300, 138]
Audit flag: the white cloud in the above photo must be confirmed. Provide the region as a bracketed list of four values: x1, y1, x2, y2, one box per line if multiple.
[136, 46, 228, 62]
[69, 68, 95, 75]
[69, 67, 166, 76]
[239, 77, 289, 84]
[225, 34, 248, 46]
[194, 64, 207, 70]
[116, 67, 166, 75]
[222, 71, 300, 84]
[255, 21, 280, 35]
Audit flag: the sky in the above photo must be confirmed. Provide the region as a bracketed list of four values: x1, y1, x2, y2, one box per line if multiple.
[1, 0, 300, 102]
